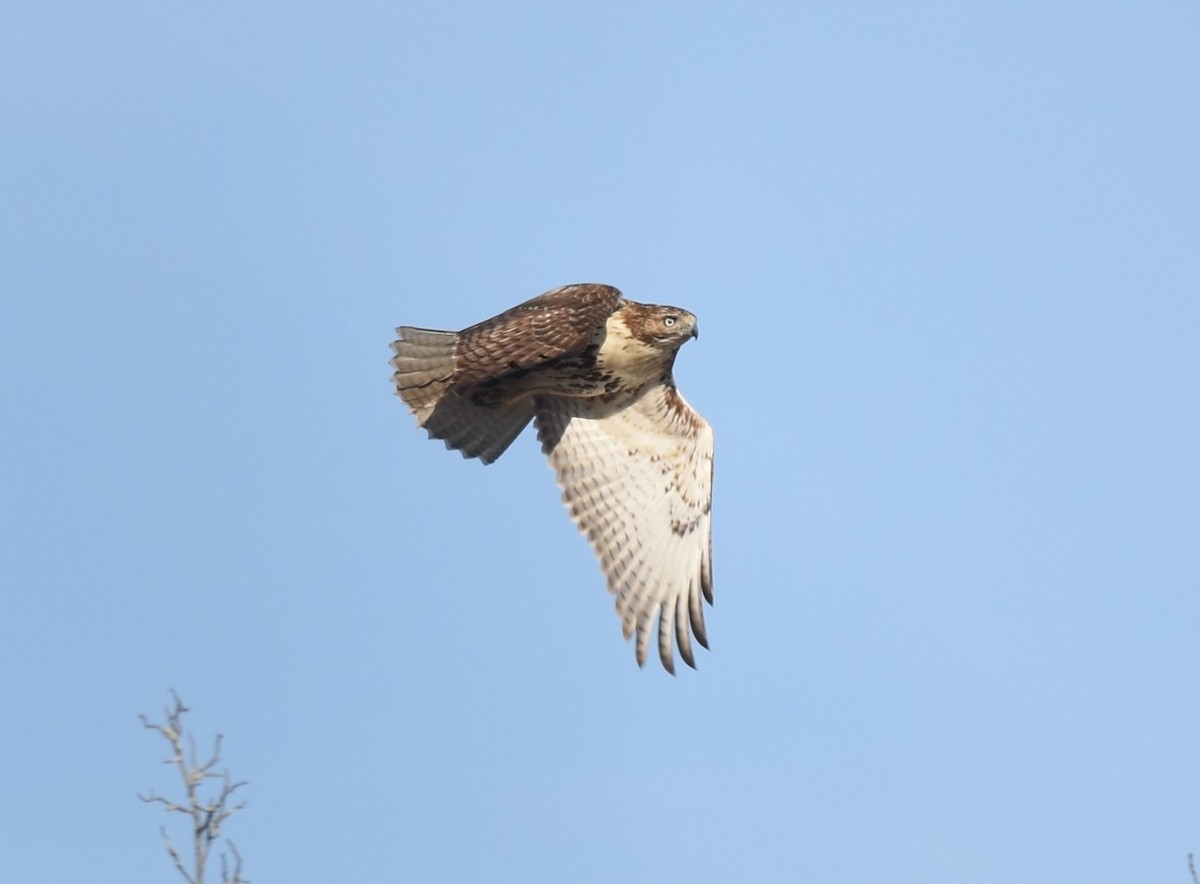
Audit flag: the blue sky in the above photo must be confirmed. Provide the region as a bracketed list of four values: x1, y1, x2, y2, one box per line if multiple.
[3, 2, 1199, 881]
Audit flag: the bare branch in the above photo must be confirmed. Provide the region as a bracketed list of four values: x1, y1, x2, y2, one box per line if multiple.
[221, 840, 248, 884]
[161, 827, 196, 884]
[140, 692, 248, 884]
[1189, 853, 1198, 884]
[138, 791, 189, 814]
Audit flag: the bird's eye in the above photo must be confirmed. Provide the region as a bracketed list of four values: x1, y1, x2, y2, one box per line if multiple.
[663, 316, 677, 327]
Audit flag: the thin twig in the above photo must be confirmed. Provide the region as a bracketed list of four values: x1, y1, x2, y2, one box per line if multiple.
[161, 827, 196, 884]
[221, 840, 246, 883]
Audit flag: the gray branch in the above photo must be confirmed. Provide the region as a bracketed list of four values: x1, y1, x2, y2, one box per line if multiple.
[139, 691, 249, 884]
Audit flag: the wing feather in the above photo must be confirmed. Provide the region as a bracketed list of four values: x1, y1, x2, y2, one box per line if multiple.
[391, 284, 622, 463]
[535, 384, 714, 672]
[451, 283, 623, 389]
[419, 395, 534, 465]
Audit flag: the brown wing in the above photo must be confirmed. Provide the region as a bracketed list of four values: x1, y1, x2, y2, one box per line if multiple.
[449, 283, 623, 390]
[391, 283, 623, 464]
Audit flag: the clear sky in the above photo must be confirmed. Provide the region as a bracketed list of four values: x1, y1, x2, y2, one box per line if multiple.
[3, 2, 1198, 882]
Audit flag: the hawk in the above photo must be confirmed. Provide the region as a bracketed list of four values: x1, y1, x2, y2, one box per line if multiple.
[390, 283, 714, 672]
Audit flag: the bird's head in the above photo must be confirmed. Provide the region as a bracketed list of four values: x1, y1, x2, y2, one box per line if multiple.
[626, 303, 699, 350]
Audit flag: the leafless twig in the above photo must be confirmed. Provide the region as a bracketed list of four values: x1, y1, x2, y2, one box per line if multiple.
[1189, 852, 1198, 884]
[221, 840, 245, 884]
[139, 691, 249, 884]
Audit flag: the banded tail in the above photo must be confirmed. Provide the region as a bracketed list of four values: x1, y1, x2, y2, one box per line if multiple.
[390, 327, 533, 464]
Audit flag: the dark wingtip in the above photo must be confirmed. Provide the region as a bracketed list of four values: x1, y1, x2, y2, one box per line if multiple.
[678, 644, 695, 670]
[690, 605, 710, 650]
[681, 638, 700, 666]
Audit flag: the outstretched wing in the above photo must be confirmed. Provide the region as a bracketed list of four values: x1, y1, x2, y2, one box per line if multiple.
[535, 384, 714, 673]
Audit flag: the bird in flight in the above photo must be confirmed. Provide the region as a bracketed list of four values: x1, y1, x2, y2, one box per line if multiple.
[390, 283, 713, 672]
